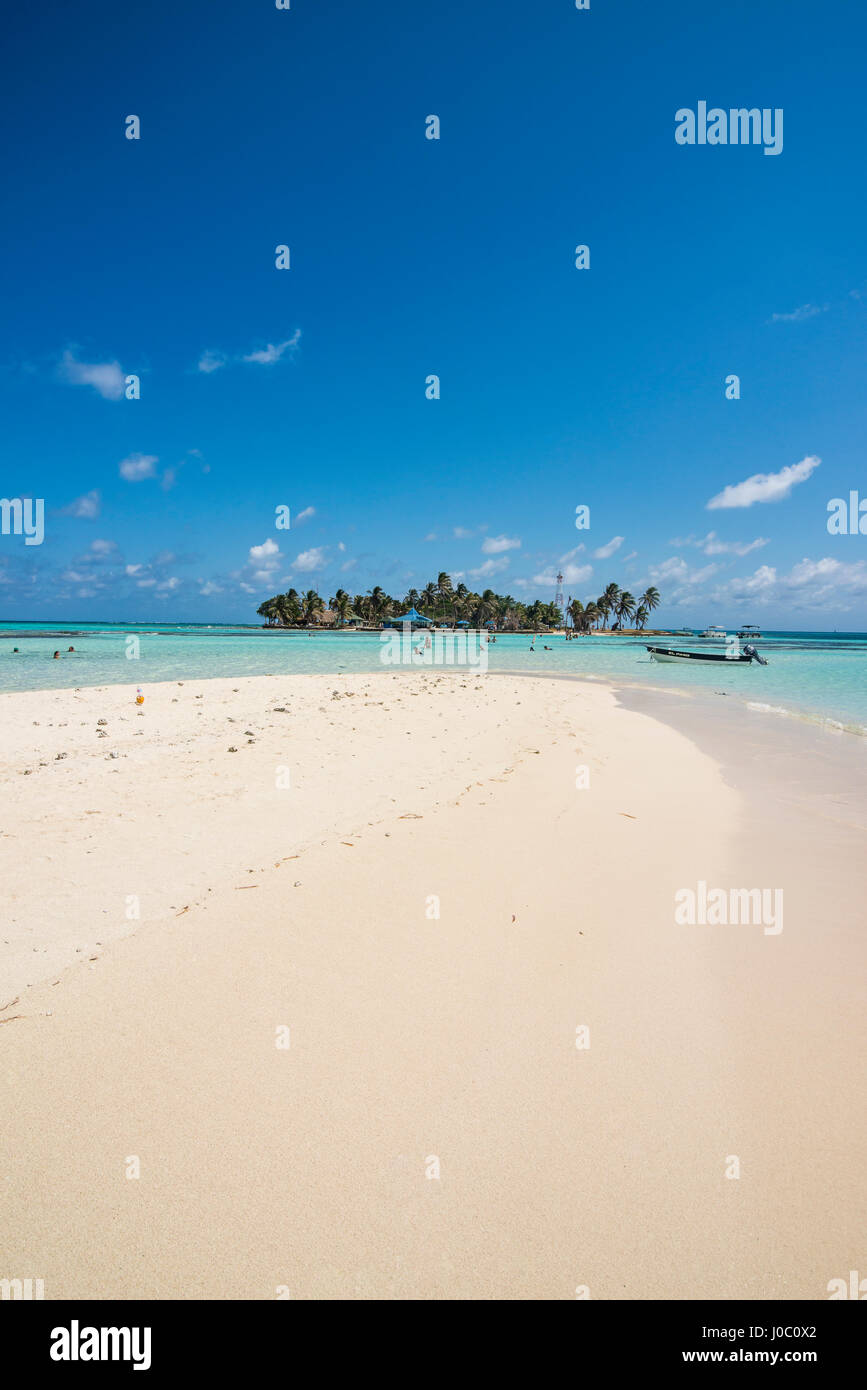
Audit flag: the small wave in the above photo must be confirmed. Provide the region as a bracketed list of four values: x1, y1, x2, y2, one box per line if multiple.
[747, 701, 867, 738]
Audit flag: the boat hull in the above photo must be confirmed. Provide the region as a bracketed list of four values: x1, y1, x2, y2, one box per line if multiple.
[647, 646, 752, 664]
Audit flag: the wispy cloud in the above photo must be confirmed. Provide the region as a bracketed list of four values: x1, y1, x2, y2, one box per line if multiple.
[593, 535, 624, 560]
[647, 557, 719, 586]
[60, 490, 101, 519]
[525, 562, 592, 588]
[242, 331, 301, 365]
[58, 350, 126, 400]
[769, 303, 828, 324]
[119, 452, 158, 482]
[707, 455, 820, 510]
[197, 350, 227, 374]
[469, 557, 509, 579]
[198, 331, 301, 374]
[481, 534, 521, 554]
[669, 531, 769, 556]
[294, 506, 315, 525]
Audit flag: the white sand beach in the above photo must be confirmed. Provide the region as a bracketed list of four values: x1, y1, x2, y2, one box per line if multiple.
[1, 672, 865, 1299]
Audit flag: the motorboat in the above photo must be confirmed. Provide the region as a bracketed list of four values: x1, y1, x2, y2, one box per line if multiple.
[646, 644, 767, 665]
[699, 624, 728, 640]
[737, 624, 762, 639]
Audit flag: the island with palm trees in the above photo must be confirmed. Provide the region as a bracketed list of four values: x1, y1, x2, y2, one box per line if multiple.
[257, 574, 665, 633]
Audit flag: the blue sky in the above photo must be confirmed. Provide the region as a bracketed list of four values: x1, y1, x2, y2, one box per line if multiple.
[1, 0, 865, 627]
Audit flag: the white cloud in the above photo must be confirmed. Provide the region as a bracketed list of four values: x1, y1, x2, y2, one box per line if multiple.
[125, 563, 142, 576]
[90, 539, 117, 555]
[469, 557, 509, 579]
[528, 563, 593, 588]
[481, 534, 521, 555]
[705, 557, 867, 611]
[156, 576, 180, 592]
[670, 531, 769, 557]
[242, 331, 301, 365]
[119, 452, 158, 482]
[248, 538, 280, 565]
[61, 490, 101, 519]
[294, 546, 326, 572]
[769, 304, 828, 324]
[707, 455, 820, 510]
[453, 526, 476, 540]
[786, 557, 867, 592]
[197, 350, 227, 374]
[199, 581, 223, 596]
[559, 545, 585, 561]
[294, 506, 315, 525]
[648, 556, 719, 586]
[593, 536, 624, 560]
[59, 350, 126, 400]
[731, 564, 777, 594]
[136, 578, 157, 588]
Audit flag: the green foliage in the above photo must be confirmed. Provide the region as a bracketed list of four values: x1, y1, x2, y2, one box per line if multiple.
[257, 575, 661, 630]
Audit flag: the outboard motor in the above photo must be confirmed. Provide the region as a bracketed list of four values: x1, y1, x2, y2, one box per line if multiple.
[743, 644, 768, 665]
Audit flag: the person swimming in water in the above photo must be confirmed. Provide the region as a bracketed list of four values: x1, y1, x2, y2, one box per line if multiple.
[53, 651, 60, 659]
[67, 645, 75, 652]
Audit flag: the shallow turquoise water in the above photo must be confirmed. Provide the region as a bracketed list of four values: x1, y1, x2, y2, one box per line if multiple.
[2, 623, 866, 734]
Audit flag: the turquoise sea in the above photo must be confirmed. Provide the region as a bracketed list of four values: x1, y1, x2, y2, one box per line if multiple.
[2, 623, 867, 735]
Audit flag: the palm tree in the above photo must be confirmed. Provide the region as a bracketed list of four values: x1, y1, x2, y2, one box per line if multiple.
[615, 590, 636, 630]
[639, 586, 660, 619]
[300, 588, 324, 625]
[568, 598, 585, 632]
[475, 588, 498, 628]
[583, 601, 600, 632]
[368, 587, 396, 624]
[599, 583, 620, 631]
[634, 603, 649, 631]
[436, 572, 453, 621]
[275, 588, 300, 627]
[421, 581, 438, 618]
[331, 589, 352, 626]
[525, 599, 545, 630]
[453, 581, 469, 626]
[257, 599, 279, 626]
